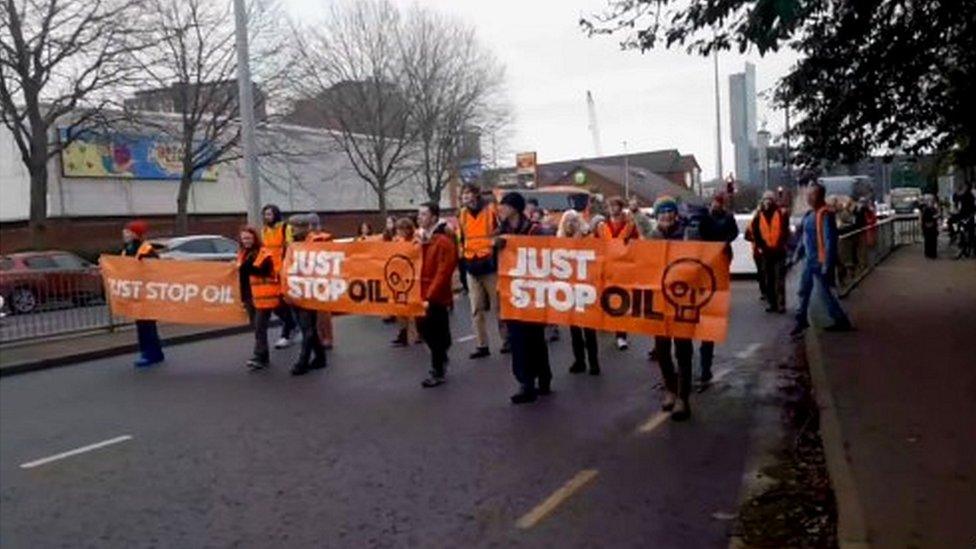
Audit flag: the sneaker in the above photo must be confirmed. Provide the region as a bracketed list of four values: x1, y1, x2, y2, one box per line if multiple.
[700, 370, 713, 384]
[274, 336, 294, 349]
[290, 364, 310, 376]
[421, 376, 446, 388]
[246, 357, 269, 370]
[569, 361, 586, 374]
[661, 391, 677, 411]
[510, 389, 537, 404]
[469, 347, 490, 359]
[500, 340, 511, 354]
[616, 336, 629, 350]
[670, 399, 691, 421]
[134, 356, 164, 368]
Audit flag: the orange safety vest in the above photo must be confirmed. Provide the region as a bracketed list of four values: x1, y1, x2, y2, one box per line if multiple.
[459, 205, 497, 260]
[238, 248, 281, 310]
[815, 207, 829, 264]
[598, 217, 637, 241]
[758, 210, 784, 251]
[262, 223, 288, 271]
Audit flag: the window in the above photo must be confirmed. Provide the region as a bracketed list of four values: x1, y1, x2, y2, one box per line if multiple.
[173, 239, 215, 254]
[212, 238, 238, 254]
[24, 256, 58, 270]
[51, 254, 87, 270]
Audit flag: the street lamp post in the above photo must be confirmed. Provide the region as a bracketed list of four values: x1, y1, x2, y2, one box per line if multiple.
[623, 140, 630, 199]
[233, 0, 261, 227]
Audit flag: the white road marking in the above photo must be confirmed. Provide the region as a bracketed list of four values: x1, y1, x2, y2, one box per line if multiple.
[635, 411, 670, 434]
[19, 435, 133, 469]
[516, 469, 599, 529]
[710, 367, 733, 384]
[735, 343, 763, 360]
[457, 334, 476, 343]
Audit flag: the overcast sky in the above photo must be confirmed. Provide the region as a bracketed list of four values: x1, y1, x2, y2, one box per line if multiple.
[282, 0, 799, 180]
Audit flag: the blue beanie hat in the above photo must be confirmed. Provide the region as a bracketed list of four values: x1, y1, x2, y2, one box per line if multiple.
[653, 196, 678, 216]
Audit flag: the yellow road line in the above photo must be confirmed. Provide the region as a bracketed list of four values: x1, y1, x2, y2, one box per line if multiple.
[635, 411, 670, 434]
[515, 469, 599, 529]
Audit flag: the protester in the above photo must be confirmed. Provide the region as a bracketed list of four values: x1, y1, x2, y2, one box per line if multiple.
[744, 212, 767, 303]
[949, 182, 975, 258]
[649, 197, 693, 421]
[495, 192, 551, 404]
[392, 217, 421, 347]
[416, 202, 458, 388]
[596, 196, 638, 350]
[628, 196, 654, 239]
[458, 183, 507, 358]
[121, 220, 164, 367]
[747, 191, 790, 312]
[287, 214, 329, 375]
[920, 194, 941, 259]
[237, 226, 279, 370]
[791, 182, 854, 336]
[526, 200, 561, 342]
[696, 192, 738, 383]
[557, 210, 600, 375]
[357, 222, 374, 241]
[307, 214, 335, 349]
[382, 215, 397, 242]
[261, 204, 298, 349]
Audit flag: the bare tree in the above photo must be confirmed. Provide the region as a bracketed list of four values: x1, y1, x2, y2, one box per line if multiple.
[1, 0, 144, 247]
[400, 8, 509, 202]
[126, 0, 286, 235]
[290, 0, 417, 218]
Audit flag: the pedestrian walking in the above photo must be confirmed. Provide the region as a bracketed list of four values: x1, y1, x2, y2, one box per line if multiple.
[495, 192, 552, 404]
[121, 220, 164, 367]
[261, 204, 299, 349]
[596, 196, 638, 351]
[791, 182, 854, 336]
[392, 217, 421, 347]
[458, 183, 507, 358]
[696, 192, 738, 383]
[628, 196, 654, 239]
[747, 191, 790, 312]
[558, 210, 600, 376]
[287, 214, 329, 376]
[920, 195, 941, 259]
[237, 226, 279, 370]
[649, 197, 693, 421]
[416, 202, 458, 388]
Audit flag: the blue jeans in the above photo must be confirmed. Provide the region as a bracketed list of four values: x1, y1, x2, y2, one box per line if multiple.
[135, 320, 164, 362]
[796, 263, 850, 327]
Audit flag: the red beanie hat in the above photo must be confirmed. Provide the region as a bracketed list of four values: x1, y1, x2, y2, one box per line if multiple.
[125, 220, 149, 238]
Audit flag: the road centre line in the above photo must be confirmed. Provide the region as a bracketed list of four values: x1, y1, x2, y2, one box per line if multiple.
[456, 334, 476, 343]
[735, 343, 763, 360]
[516, 469, 599, 529]
[635, 412, 670, 434]
[20, 435, 133, 469]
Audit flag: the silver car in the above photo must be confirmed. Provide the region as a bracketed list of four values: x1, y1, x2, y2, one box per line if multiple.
[152, 235, 238, 262]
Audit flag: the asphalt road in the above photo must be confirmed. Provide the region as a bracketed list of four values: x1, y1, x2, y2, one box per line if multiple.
[0, 280, 795, 548]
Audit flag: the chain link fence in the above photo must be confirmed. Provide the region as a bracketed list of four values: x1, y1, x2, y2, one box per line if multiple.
[837, 214, 920, 296]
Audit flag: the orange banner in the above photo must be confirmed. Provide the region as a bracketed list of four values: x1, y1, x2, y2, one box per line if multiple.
[100, 255, 248, 325]
[498, 236, 731, 342]
[282, 240, 425, 317]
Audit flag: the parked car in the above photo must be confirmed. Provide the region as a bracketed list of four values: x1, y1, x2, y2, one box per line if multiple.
[0, 251, 104, 315]
[889, 187, 922, 214]
[152, 235, 239, 261]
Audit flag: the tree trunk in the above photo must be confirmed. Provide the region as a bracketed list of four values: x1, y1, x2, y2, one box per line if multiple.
[175, 171, 192, 236]
[28, 124, 50, 250]
[376, 184, 387, 219]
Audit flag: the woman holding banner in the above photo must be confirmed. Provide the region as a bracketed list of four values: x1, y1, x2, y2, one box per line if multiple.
[237, 227, 279, 370]
[649, 197, 694, 421]
[596, 196, 639, 351]
[557, 210, 601, 376]
[121, 220, 165, 368]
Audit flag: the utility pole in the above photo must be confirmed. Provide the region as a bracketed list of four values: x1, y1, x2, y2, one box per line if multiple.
[713, 44, 723, 195]
[234, 0, 261, 227]
[623, 140, 630, 199]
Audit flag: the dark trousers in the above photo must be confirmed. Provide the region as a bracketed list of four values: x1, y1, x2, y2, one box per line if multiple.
[295, 308, 326, 367]
[273, 302, 297, 339]
[508, 320, 551, 392]
[458, 259, 469, 293]
[923, 229, 938, 258]
[570, 326, 599, 369]
[135, 320, 164, 361]
[754, 255, 767, 297]
[418, 303, 451, 377]
[760, 254, 787, 310]
[245, 302, 271, 361]
[699, 341, 714, 379]
[796, 263, 850, 328]
[655, 336, 694, 400]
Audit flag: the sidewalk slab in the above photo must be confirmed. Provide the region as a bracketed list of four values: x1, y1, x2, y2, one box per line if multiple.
[0, 323, 251, 377]
[808, 244, 976, 548]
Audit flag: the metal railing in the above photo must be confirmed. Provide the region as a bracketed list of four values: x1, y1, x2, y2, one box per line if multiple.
[0, 268, 128, 345]
[836, 214, 920, 296]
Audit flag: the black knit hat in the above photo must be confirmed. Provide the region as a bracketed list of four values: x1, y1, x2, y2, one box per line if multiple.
[500, 191, 526, 213]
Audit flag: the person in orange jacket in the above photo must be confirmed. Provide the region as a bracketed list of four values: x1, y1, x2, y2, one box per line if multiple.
[237, 226, 280, 370]
[261, 204, 299, 349]
[416, 201, 458, 388]
[596, 195, 638, 351]
[121, 220, 164, 367]
[747, 191, 790, 313]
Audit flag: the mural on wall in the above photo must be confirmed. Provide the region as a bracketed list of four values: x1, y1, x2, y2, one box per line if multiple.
[59, 129, 219, 181]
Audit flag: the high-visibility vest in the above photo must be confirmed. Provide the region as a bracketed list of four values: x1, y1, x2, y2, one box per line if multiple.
[598, 218, 637, 241]
[459, 205, 497, 260]
[128, 241, 155, 259]
[758, 210, 784, 251]
[237, 248, 281, 310]
[262, 223, 288, 271]
[815, 207, 829, 264]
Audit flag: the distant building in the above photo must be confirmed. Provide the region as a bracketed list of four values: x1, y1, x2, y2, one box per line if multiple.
[729, 62, 757, 185]
[550, 163, 696, 205]
[124, 80, 267, 120]
[282, 81, 409, 136]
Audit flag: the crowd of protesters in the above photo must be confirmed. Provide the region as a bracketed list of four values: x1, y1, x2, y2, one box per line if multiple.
[121, 179, 864, 422]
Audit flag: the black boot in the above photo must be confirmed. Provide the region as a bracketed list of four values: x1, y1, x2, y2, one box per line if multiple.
[469, 347, 490, 359]
[510, 386, 537, 404]
[569, 361, 586, 374]
[290, 363, 310, 376]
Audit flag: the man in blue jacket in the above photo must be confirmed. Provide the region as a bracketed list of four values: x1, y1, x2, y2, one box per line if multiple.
[791, 182, 853, 336]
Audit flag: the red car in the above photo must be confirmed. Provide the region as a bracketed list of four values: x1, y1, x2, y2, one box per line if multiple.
[0, 251, 104, 315]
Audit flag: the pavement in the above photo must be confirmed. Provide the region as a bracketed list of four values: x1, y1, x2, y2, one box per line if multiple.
[0, 279, 798, 548]
[807, 243, 976, 548]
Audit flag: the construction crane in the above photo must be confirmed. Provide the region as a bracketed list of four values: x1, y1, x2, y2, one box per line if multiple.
[586, 90, 603, 157]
